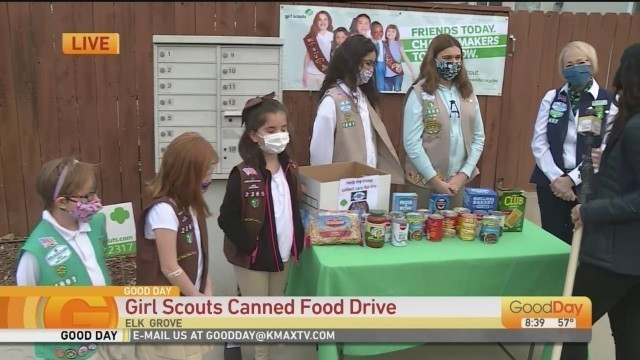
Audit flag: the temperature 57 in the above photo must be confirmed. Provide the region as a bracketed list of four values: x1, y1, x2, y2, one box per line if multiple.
[558, 318, 576, 327]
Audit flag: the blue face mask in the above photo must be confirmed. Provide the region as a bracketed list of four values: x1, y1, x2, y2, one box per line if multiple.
[563, 65, 591, 88]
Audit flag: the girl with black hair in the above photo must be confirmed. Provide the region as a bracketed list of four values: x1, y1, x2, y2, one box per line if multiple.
[218, 93, 305, 360]
[309, 34, 404, 184]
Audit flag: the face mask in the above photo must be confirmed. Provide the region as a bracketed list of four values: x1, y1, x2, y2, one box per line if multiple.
[563, 65, 591, 88]
[357, 68, 374, 85]
[259, 132, 290, 154]
[201, 179, 212, 193]
[435, 59, 461, 81]
[67, 200, 103, 223]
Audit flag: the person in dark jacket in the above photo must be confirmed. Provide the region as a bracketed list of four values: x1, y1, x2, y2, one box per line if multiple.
[530, 41, 618, 245]
[218, 93, 305, 360]
[562, 43, 640, 360]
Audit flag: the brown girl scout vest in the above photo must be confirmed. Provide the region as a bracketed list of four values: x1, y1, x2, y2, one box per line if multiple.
[403, 82, 480, 189]
[321, 85, 405, 184]
[137, 197, 209, 294]
[222, 160, 300, 269]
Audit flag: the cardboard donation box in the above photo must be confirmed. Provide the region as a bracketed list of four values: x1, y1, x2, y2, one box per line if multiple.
[299, 162, 391, 212]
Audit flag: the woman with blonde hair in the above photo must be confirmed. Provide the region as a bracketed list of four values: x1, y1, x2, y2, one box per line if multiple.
[135, 132, 218, 360]
[530, 41, 617, 245]
[302, 10, 334, 89]
[402, 34, 485, 208]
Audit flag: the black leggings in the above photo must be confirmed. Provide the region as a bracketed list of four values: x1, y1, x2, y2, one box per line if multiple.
[561, 261, 640, 360]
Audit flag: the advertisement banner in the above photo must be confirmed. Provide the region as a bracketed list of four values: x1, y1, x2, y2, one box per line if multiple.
[279, 5, 508, 96]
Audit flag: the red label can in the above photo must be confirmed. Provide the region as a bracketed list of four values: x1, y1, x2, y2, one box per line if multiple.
[428, 214, 444, 242]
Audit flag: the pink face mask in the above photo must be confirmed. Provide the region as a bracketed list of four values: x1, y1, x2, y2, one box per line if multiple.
[68, 200, 103, 223]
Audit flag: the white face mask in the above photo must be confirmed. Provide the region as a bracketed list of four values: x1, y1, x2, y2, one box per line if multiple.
[258, 132, 290, 154]
[357, 68, 374, 85]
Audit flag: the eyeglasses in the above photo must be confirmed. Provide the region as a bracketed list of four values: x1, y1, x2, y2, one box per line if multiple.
[63, 191, 98, 204]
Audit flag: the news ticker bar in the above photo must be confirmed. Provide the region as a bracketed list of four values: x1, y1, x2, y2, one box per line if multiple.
[0, 329, 592, 343]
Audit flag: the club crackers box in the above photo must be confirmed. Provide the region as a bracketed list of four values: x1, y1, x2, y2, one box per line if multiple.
[462, 188, 499, 212]
[497, 188, 527, 232]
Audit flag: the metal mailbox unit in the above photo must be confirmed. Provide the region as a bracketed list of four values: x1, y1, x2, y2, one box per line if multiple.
[153, 36, 284, 179]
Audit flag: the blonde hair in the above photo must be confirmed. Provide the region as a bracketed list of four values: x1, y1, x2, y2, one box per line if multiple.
[557, 41, 599, 76]
[36, 157, 98, 210]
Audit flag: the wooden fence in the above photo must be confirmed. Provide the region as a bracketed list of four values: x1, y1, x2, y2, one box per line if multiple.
[0, 2, 638, 236]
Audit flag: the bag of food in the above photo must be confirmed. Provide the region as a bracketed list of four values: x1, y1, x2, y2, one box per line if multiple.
[305, 210, 363, 246]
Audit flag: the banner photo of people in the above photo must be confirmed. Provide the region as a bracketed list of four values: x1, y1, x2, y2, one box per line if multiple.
[279, 5, 509, 96]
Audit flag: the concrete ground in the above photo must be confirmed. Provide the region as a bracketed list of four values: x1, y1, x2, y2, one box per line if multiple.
[0, 191, 615, 359]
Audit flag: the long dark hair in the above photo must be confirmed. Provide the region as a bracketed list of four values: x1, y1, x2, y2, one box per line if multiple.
[414, 34, 474, 100]
[607, 43, 640, 148]
[319, 34, 380, 109]
[238, 97, 291, 168]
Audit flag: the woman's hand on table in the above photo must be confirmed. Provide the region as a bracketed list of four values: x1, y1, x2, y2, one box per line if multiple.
[447, 173, 468, 194]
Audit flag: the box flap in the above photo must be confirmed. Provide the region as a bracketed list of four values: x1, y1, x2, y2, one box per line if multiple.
[299, 161, 388, 182]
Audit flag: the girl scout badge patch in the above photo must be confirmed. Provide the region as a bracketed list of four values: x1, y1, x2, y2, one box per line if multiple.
[421, 92, 436, 101]
[340, 101, 351, 112]
[424, 101, 439, 118]
[250, 198, 260, 208]
[424, 118, 442, 134]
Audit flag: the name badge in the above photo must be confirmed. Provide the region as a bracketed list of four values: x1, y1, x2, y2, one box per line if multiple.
[592, 100, 608, 107]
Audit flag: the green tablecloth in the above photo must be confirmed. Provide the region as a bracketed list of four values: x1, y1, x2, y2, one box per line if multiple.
[286, 219, 571, 360]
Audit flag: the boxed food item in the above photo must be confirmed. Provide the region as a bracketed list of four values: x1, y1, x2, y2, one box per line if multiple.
[463, 188, 499, 212]
[497, 188, 527, 232]
[304, 210, 363, 246]
[392, 193, 418, 212]
[299, 162, 391, 212]
[429, 193, 451, 213]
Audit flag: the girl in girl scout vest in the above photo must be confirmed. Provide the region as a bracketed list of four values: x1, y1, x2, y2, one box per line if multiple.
[530, 41, 617, 245]
[135, 132, 218, 360]
[17, 157, 113, 360]
[219, 94, 305, 360]
[310, 34, 404, 184]
[403, 34, 486, 209]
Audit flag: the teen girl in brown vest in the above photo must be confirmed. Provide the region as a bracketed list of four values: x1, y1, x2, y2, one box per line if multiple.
[218, 94, 305, 360]
[403, 34, 486, 208]
[310, 34, 404, 184]
[135, 132, 218, 360]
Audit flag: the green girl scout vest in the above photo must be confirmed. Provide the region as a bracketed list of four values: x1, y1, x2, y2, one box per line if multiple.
[18, 212, 111, 360]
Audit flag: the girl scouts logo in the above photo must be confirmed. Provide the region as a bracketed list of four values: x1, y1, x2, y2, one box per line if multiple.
[250, 198, 260, 208]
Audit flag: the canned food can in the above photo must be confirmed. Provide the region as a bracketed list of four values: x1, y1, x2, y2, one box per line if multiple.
[473, 210, 487, 237]
[460, 213, 477, 231]
[441, 210, 458, 238]
[384, 215, 392, 243]
[459, 227, 476, 241]
[406, 212, 424, 240]
[389, 211, 405, 219]
[482, 216, 501, 244]
[454, 207, 471, 234]
[391, 218, 408, 247]
[428, 214, 444, 242]
[417, 208, 431, 217]
[489, 211, 506, 237]
[361, 213, 369, 240]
